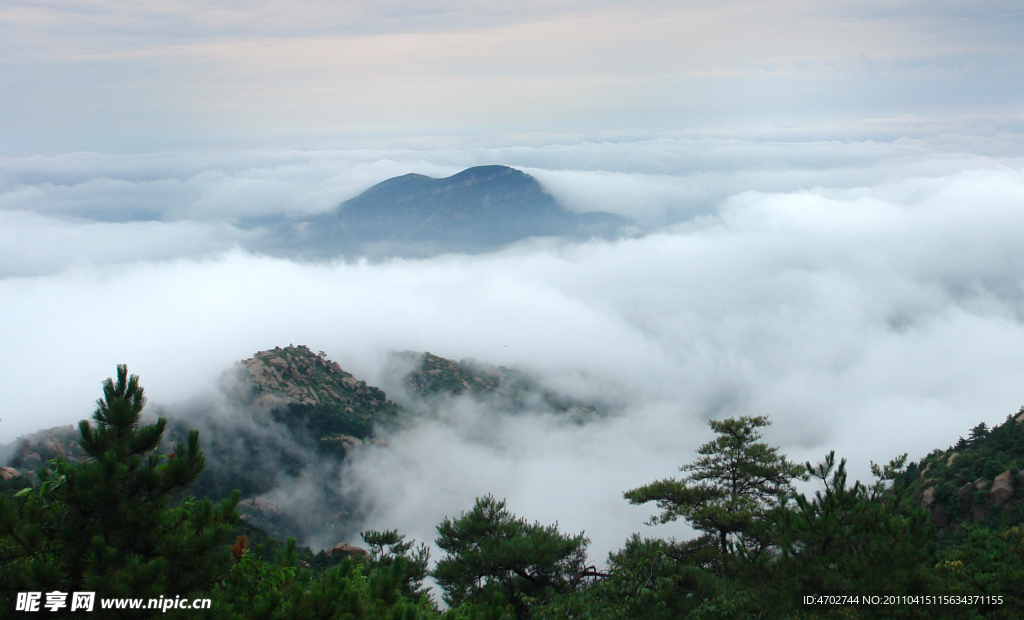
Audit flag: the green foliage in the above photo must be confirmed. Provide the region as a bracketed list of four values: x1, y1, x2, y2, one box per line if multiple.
[0, 364, 239, 612]
[624, 415, 805, 558]
[933, 525, 1024, 618]
[362, 529, 431, 597]
[767, 451, 938, 608]
[433, 495, 588, 619]
[398, 352, 599, 421]
[198, 538, 439, 620]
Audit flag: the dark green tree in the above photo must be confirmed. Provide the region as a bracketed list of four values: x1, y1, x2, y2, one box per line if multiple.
[970, 422, 990, 443]
[624, 416, 804, 559]
[362, 529, 431, 597]
[0, 365, 239, 610]
[764, 451, 939, 617]
[200, 536, 439, 620]
[433, 495, 588, 619]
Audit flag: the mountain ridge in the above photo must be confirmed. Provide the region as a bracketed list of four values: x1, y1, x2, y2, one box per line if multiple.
[270, 165, 631, 257]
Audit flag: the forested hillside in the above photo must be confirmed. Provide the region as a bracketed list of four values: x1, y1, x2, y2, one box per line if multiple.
[4, 363, 1024, 618]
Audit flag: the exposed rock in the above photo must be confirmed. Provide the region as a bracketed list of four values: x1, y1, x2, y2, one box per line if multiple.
[987, 470, 1014, 507]
[920, 463, 931, 478]
[922, 487, 936, 509]
[946, 452, 959, 467]
[930, 502, 951, 528]
[1016, 410, 1024, 423]
[327, 542, 368, 559]
[238, 497, 283, 515]
[957, 482, 974, 504]
[0, 466, 22, 481]
[922, 478, 937, 490]
[974, 478, 989, 491]
[321, 434, 363, 452]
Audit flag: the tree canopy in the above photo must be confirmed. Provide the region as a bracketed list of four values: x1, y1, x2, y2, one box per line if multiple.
[433, 495, 589, 619]
[624, 415, 804, 557]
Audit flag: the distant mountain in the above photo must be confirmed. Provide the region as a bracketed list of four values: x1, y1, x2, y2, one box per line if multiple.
[265, 165, 630, 257]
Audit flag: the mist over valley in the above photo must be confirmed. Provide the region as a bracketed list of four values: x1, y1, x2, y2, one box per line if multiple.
[5, 133, 1024, 576]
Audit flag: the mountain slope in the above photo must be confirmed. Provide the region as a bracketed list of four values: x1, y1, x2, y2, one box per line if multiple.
[895, 410, 1024, 531]
[283, 165, 630, 256]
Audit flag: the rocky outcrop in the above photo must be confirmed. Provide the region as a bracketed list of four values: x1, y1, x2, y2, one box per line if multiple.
[233, 345, 394, 416]
[921, 487, 936, 509]
[326, 542, 368, 559]
[320, 434, 363, 452]
[957, 482, 973, 504]
[238, 497, 283, 516]
[930, 501, 951, 528]
[2, 425, 86, 475]
[946, 452, 959, 467]
[0, 466, 22, 481]
[987, 470, 1014, 507]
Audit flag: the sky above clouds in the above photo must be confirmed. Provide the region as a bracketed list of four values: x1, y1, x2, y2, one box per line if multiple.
[3, 0, 1024, 564]
[2, 0, 1024, 152]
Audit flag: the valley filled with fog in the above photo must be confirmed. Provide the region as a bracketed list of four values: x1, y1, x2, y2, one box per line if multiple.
[4, 128, 1024, 561]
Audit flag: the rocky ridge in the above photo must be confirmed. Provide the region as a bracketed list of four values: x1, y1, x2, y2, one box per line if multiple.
[903, 409, 1024, 530]
[236, 344, 389, 412]
[394, 350, 601, 420]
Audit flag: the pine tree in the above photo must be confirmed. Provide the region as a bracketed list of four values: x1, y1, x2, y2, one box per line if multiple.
[0, 365, 239, 610]
[969, 422, 990, 443]
[769, 451, 936, 600]
[433, 495, 588, 619]
[624, 416, 804, 559]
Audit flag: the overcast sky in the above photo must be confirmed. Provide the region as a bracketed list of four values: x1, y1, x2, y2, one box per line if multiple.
[3, 0, 1024, 564]
[2, 0, 1024, 152]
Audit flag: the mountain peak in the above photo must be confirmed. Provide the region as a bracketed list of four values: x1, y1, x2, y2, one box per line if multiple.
[291, 165, 629, 256]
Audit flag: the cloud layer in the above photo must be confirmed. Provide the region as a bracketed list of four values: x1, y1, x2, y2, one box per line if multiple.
[4, 131, 1024, 563]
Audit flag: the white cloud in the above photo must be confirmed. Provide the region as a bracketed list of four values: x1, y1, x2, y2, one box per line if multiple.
[4, 134, 1024, 562]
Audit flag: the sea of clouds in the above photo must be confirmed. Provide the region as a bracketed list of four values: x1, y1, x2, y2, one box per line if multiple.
[4, 122, 1024, 562]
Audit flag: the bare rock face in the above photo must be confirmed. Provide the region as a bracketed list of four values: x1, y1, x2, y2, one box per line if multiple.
[0, 466, 22, 481]
[922, 487, 937, 509]
[974, 478, 990, 492]
[238, 497, 283, 515]
[946, 452, 959, 467]
[930, 502, 951, 528]
[957, 482, 974, 505]
[987, 470, 1014, 507]
[327, 542, 368, 559]
[919, 463, 931, 478]
[922, 478, 937, 490]
[230, 345, 388, 415]
[320, 434, 363, 452]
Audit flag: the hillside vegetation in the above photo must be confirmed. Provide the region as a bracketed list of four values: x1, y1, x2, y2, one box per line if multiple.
[4, 360, 1024, 618]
